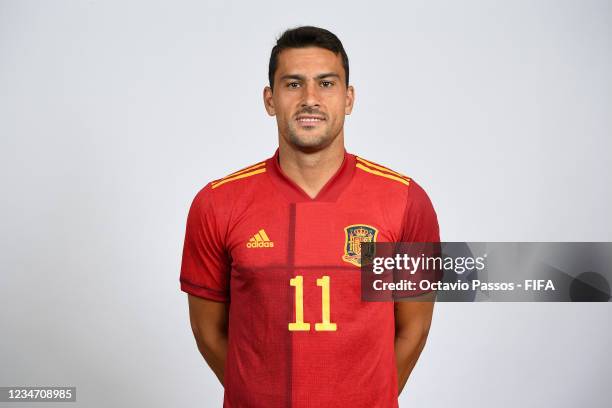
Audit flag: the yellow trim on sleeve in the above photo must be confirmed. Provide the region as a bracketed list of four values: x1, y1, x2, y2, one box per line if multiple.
[224, 161, 266, 178]
[355, 157, 410, 180]
[356, 163, 410, 186]
[212, 161, 266, 186]
[211, 168, 266, 189]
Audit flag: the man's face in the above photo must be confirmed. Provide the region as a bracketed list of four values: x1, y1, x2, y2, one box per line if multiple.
[264, 47, 354, 152]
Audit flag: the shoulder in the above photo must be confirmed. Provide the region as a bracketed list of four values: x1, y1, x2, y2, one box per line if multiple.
[352, 154, 433, 204]
[190, 158, 269, 212]
[210, 159, 268, 191]
[353, 154, 410, 188]
[352, 155, 439, 240]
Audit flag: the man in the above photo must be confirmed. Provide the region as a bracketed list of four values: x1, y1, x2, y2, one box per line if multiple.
[180, 26, 439, 407]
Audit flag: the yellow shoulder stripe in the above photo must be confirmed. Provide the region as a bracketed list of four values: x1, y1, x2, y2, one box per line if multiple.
[215, 161, 266, 183]
[356, 157, 409, 180]
[356, 163, 410, 186]
[211, 168, 266, 189]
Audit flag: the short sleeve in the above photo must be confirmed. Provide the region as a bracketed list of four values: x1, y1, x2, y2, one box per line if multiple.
[394, 181, 441, 299]
[180, 184, 231, 302]
[400, 181, 440, 243]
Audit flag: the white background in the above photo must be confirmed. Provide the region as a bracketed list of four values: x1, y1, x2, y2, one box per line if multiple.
[1, 0, 611, 407]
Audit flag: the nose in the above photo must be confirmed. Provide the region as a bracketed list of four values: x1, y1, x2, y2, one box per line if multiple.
[301, 81, 320, 108]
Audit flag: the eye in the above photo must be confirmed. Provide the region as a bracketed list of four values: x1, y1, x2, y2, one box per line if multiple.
[321, 80, 334, 88]
[287, 82, 301, 89]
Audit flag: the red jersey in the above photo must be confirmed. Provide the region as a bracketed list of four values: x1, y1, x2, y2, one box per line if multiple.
[180, 149, 439, 408]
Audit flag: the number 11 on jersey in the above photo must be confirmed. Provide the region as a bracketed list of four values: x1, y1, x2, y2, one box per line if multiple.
[289, 275, 337, 332]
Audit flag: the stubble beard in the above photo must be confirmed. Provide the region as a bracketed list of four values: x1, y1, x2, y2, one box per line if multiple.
[285, 121, 336, 153]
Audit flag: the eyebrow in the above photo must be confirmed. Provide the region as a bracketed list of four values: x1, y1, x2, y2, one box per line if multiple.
[279, 72, 341, 81]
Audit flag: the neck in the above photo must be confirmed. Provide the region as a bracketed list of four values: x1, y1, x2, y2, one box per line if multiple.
[278, 134, 345, 199]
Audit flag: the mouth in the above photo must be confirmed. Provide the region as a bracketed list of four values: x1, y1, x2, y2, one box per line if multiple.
[295, 115, 326, 126]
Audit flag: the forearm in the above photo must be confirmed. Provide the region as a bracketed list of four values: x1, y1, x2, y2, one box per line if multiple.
[394, 327, 430, 395]
[187, 295, 230, 386]
[193, 330, 228, 385]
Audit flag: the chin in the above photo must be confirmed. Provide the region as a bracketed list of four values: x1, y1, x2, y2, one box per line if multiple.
[288, 134, 334, 153]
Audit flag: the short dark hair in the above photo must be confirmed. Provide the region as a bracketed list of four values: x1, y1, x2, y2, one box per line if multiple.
[268, 26, 349, 90]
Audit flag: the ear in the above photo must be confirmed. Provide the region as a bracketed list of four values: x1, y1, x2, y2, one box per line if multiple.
[345, 85, 355, 115]
[263, 86, 276, 116]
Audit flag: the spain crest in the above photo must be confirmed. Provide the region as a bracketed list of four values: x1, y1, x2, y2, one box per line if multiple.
[342, 224, 379, 267]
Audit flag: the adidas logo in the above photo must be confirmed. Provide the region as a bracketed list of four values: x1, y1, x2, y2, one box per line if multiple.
[246, 229, 274, 248]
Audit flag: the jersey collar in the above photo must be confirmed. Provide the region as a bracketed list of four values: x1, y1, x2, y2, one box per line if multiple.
[266, 148, 356, 203]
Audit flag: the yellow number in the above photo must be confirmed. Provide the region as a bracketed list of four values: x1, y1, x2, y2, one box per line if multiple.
[288, 276, 310, 331]
[289, 275, 337, 332]
[315, 276, 337, 331]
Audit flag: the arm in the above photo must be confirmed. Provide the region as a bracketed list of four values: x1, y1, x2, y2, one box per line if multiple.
[180, 185, 232, 384]
[394, 293, 435, 395]
[395, 180, 439, 394]
[188, 294, 230, 385]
